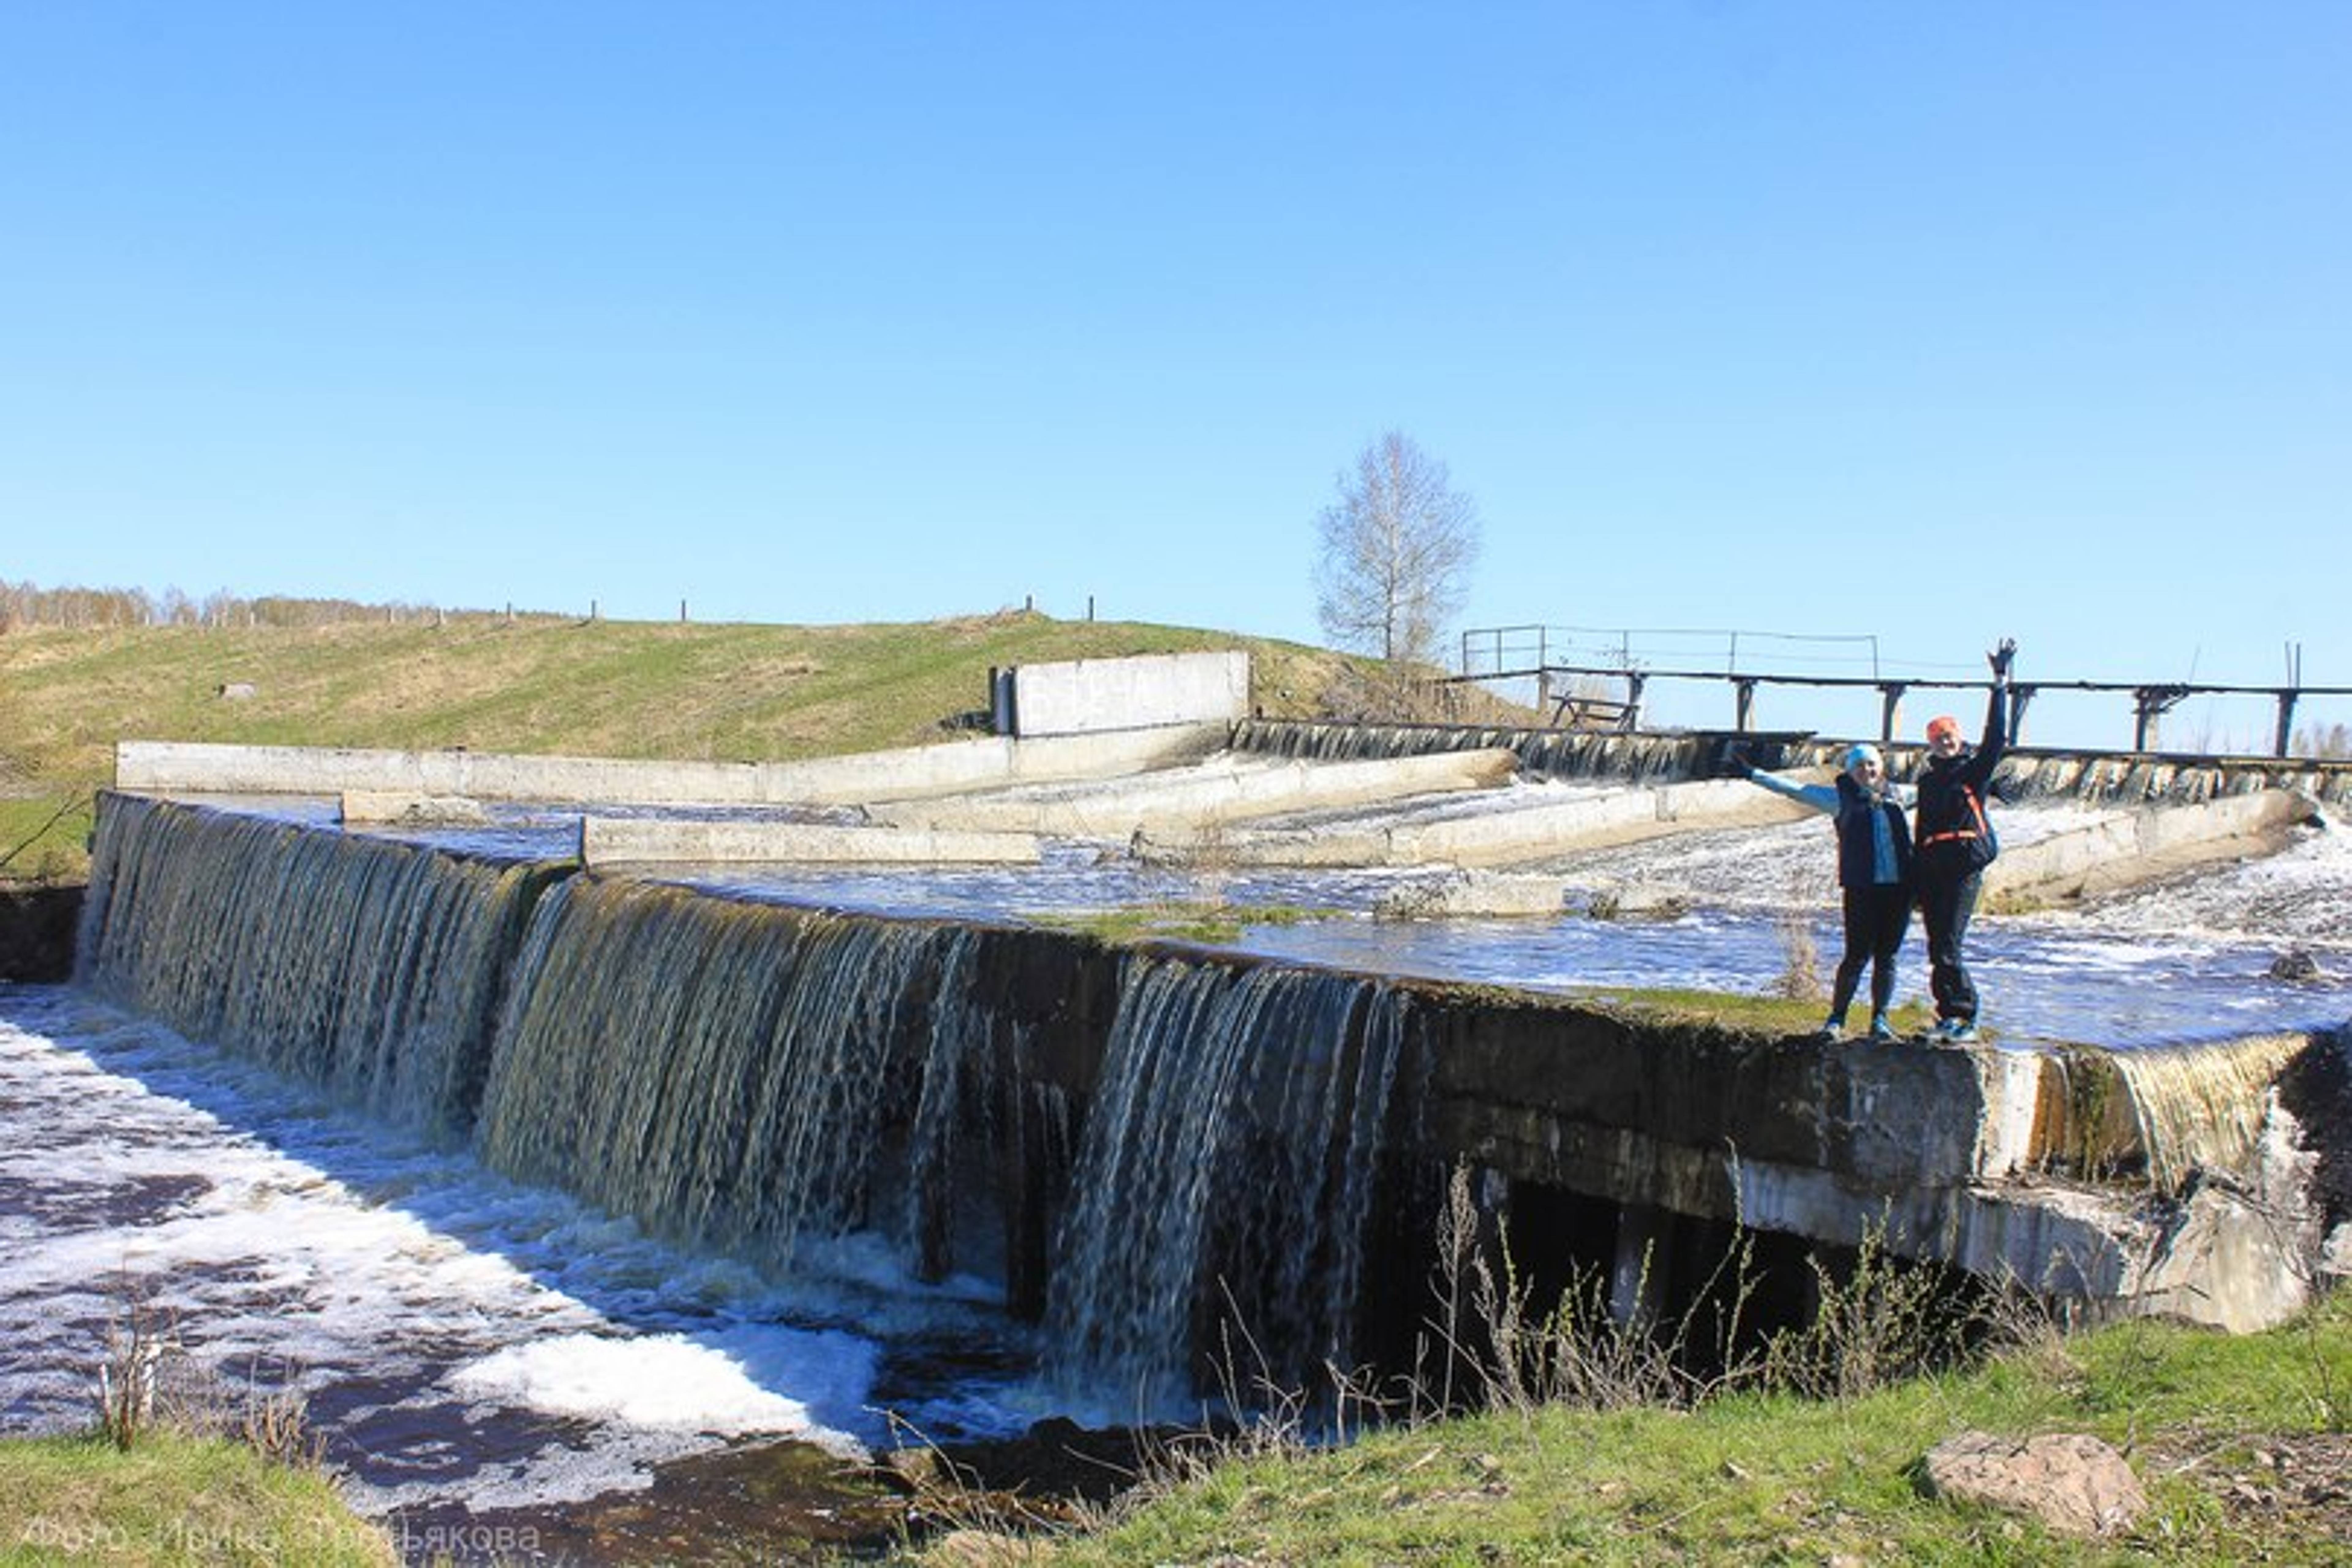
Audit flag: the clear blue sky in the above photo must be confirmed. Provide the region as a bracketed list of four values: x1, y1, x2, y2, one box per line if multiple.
[5, 3, 2346, 746]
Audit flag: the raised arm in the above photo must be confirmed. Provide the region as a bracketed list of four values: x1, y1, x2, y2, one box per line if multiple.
[1972, 637, 2016, 778]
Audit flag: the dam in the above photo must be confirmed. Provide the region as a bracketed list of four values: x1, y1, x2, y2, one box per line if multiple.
[4, 657, 2349, 1525]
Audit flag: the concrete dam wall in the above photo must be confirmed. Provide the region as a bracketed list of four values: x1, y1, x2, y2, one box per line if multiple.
[70, 791, 2342, 1410]
[1229, 718, 2352, 806]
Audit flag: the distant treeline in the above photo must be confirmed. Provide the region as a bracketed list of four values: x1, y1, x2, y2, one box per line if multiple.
[2302, 721, 2352, 760]
[0, 580, 527, 631]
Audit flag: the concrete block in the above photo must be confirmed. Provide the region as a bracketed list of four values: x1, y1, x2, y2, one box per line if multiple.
[340, 792, 491, 826]
[1004, 650, 1249, 737]
[579, 817, 1041, 866]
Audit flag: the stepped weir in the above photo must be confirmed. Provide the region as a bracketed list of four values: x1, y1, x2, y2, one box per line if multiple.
[68, 786, 2346, 1409]
[1229, 718, 2352, 806]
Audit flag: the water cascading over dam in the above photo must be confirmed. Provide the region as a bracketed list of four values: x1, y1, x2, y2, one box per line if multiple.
[71, 793, 1434, 1404]
[78, 794, 561, 1131]
[1047, 960, 1423, 1403]
[1228, 717, 2352, 806]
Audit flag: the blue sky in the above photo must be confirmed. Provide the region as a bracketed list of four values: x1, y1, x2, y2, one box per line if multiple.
[4, 3, 2346, 748]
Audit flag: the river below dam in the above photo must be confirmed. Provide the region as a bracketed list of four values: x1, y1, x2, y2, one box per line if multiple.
[0, 982, 1046, 1547]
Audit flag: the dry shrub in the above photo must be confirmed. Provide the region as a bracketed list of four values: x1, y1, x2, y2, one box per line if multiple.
[1418, 1166, 1757, 1420]
[1761, 1223, 1981, 1400]
[1774, 909, 1823, 1001]
[90, 1275, 325, 1469]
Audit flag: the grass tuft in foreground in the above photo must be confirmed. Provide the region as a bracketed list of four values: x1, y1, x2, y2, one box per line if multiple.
[0, 1432, 395, 1566]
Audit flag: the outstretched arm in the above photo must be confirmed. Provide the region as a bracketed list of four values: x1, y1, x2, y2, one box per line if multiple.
[1975, 638, 2016, 774]
[1742, 764, 1838, 815]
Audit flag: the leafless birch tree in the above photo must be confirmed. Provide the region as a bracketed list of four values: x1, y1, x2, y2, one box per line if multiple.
[1313, 431, 1480, 665]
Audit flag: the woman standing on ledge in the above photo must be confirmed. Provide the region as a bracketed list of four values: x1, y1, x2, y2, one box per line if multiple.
[1735, 741, 1914, 1042]
[1911, 638, 2018, 1042]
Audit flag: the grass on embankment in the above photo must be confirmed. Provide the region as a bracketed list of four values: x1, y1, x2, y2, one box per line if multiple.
[0, 1431, 394, 1566]
[975, 1297, 2352, 1566]
[0, 610, 1366, 883]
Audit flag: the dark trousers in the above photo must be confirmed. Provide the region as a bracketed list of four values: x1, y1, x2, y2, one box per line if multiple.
[1830, 883, 1911, 1022]
[1917, 869, 1982, 1023]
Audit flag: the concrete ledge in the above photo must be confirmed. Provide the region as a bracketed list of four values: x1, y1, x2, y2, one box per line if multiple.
[1228, 775, 1813, 867]
[877, 748, 1520, 837]
[580, 817, 1041, 866]
[340, 791, 491, 826]
[1375, 869, 1573, 919]
[1985, 790, 2317, 910]
[117, 726, 1226, 807]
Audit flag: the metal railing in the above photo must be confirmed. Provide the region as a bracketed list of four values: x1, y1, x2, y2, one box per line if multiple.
[1453, 627, 2347, 758]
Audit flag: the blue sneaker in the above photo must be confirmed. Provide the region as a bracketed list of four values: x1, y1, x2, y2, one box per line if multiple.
[1936, 1018, 1980, 1043]
[1868, 1015, 1897, 1042]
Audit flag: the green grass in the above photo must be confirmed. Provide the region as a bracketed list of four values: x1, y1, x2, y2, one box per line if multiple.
[0, 1431, 395, 1566]
[0, 610, 1363, 883]
[1040, 902, 1334, 946]
[1572, 986, 1943, 1039]
[991, 1297, 2352, 1566]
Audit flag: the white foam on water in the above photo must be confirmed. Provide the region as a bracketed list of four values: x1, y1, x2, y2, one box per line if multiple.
[448, 1331, 872, 1445]
[0, 987, 1040, 1519]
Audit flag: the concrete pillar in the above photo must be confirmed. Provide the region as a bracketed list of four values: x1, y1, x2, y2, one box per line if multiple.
[2134, 685, 2189, 753]
[1734, 679, 1759, 733]
[2275, 690, 2299, 759]
[1624, 671, 1648, 731]
[1877, 682, 1907, 744]
[2008, 684, 2036, 745]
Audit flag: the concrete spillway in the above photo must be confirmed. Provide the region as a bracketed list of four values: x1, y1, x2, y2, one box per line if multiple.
[67, 791, 2347, 1417]
[1227, 717, 2352, 806]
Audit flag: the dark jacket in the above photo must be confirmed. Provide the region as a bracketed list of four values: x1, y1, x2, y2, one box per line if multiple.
[1831, 772, 1913, 891]
[1747, 766, 1912, 889]
[1915, 684, 2007, 876]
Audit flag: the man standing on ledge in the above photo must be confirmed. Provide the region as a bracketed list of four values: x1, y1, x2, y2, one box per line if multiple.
[1913, 638, 2018, 1042]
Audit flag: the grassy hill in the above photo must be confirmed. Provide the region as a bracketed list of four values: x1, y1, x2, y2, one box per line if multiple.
[0, 609, 1390, 882]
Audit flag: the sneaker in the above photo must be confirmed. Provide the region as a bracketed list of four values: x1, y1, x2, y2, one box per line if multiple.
[1868, 1015, 1897, 1042]
[1815, 1018, 1843, 1042]
[1935, 1018, 1980, 1043]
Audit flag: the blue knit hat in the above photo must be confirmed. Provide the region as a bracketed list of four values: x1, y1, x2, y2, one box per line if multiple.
[1843, 743, 1883, 772]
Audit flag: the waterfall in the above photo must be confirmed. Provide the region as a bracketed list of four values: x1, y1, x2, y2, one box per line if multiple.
[2108, 1032, 2313, 1194]
[1046, 953, 1420, 1408]
[1229, 718, 1699, 783]
[1228, 719, 2347, 807]
[75, 796, 1442, 1391]
[472, 877, 997, 1273]
[77, 794, 555, 1132]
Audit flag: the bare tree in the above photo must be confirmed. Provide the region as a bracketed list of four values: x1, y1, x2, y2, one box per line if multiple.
[1313, 431, 1480, 665]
